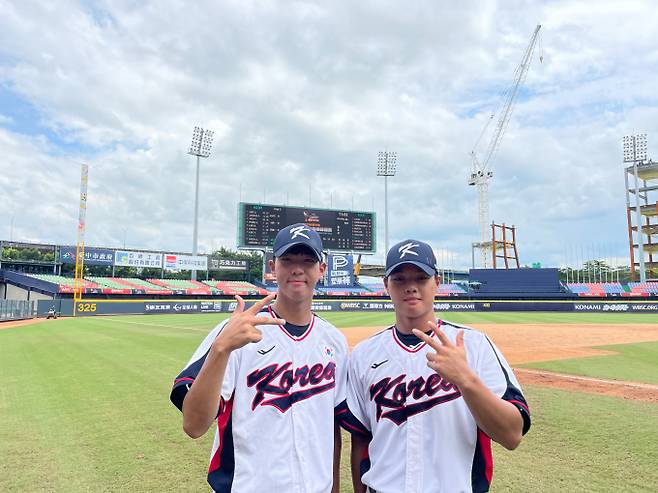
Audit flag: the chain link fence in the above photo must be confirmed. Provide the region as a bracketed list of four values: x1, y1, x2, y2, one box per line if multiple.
[0, 300, 36, 322]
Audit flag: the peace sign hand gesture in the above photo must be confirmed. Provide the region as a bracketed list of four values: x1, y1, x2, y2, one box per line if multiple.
[412, 321, 475, 389]
[212, 293, 285, 355]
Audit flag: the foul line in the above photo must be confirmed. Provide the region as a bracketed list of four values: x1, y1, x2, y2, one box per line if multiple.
[515, 368, 658, 391]
[93, 317, 213, 332]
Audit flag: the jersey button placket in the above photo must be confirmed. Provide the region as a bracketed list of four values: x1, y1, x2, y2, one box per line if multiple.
[291, 339, 304, 493]
[405, 352, 422, 493]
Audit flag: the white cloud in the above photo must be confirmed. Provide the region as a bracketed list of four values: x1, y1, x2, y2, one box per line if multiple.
[1, 0, 657, 270]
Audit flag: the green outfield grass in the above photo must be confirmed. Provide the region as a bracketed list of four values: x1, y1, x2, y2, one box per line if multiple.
[521, 341, 658, 385]
[1, 313, 657, 492]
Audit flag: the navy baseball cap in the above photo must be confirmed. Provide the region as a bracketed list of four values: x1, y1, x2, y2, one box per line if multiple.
[385, 239, 438, 277]
[273, 223, 324, 261]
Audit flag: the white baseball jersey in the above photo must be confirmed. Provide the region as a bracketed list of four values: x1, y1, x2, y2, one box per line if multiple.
[340, 320, 530, 493]
[170, 306, 348, 493]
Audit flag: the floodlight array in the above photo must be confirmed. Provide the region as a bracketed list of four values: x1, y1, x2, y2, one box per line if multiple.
[377, 151, 397, 176]
[189, 126, 214, 158]
[623, 134, 647, 163]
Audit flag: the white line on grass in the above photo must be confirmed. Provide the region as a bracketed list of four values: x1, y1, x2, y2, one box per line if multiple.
[516, 368, 658, 390]
[92, 317, 214, 332]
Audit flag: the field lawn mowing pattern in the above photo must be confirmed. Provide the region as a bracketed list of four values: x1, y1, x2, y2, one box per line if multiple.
[520, 341, 658, 385]
[1, 312, 657, 492]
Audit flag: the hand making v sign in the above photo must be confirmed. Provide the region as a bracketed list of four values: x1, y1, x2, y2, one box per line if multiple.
[412, 322, 476, 389]
[211, 293, 286, 355]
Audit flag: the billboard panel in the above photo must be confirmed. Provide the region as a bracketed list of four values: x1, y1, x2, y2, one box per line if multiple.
[326, 253, 354, 287]
[237, 203, 376, 252]
[209, 258, 249, 271]
[60, 246, 115, 266]
[163, 254, 207, 271]
[114, 250, 163, 268]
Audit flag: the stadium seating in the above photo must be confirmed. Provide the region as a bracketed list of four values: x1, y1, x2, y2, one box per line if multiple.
[87, 277, 174, 294]
[567, 283, 627, 296]
[203, 280, 268, 295]
[627, 282, 658, 296]
[316, 286, 370, 296]
[112, 278, 173, 293]
[469, 268, 562, 294]
[147, 278, 216, 294]
[436, 283, 467, 296]
[29, 274, 100, 294]
[357, 276, 387, 296]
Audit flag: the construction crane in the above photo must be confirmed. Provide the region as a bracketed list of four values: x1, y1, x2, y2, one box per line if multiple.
[469, 24, 542, 268]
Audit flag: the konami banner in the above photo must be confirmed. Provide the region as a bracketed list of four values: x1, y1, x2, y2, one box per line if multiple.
[163, 253, 208, 271]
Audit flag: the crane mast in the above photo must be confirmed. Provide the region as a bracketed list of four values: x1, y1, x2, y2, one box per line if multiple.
[469, 24, 542, 267]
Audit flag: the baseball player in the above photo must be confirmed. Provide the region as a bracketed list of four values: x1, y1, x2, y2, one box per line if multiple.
[170, 224, 348, 493]
[339, 239, 531, 493]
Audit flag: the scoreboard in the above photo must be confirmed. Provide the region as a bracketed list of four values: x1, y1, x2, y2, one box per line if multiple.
[238, 203, 376, 253]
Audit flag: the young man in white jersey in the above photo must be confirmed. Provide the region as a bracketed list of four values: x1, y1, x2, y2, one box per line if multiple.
[339, 239, 531, 493]
[170, 223, 348, 493]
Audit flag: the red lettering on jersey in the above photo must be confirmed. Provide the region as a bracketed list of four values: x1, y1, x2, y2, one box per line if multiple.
[370, 373, 461, 425]
[247, 362, 336, 413]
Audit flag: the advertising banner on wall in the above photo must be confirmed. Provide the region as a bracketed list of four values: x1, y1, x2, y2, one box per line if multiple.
[210, 258, 249, 271]
[163, 254, 207, 271]
[114, 250, 163, 268]
[60, 246, 115, 266]
[326, 254, 354, 287]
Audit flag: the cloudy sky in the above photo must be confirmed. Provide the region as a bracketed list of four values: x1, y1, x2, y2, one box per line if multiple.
[1, 0, 657, 270]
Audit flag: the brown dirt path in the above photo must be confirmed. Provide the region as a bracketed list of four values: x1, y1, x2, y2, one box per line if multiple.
[0, 318, 43, 330]
[339, 323, 658, 402]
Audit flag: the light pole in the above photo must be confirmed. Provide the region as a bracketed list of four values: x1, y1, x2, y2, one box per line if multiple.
[377, 151, 397, 256]
[188, 126, 214, 281]
[623, 134, 648, 283]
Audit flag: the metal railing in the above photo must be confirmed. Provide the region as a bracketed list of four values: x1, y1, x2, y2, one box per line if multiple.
[0, 299, 36, 321]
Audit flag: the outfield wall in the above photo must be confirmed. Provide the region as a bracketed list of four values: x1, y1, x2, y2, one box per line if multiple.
[0, 300, 36, 321]
[36, 298, 658, 317]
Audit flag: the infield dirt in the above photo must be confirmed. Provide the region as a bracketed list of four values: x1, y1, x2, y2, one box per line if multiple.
[340, 323, 658, 403]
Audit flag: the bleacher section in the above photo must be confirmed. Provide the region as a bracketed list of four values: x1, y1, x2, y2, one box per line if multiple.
[148, 279, 217, 295]
[316, 286, 371, 296]
[437, 283, 467, 296]
[87, 277, 173, 295]
[203, 281, 268, 296]
[29, 274, 101, 294]
[469, 268, 564, 296]
[566, 283, 627, 297]
[3, 270, 655, 299]
[357, 276, 387, 296]
[627, 282, 658, 296]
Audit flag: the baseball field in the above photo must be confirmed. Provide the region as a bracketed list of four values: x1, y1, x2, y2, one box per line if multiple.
[1, 311, 657, 492]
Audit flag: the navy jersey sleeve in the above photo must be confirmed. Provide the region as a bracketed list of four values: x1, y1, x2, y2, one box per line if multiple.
[477, 334, 531, 435]
[338, 348, 372, 438]
[169, 319, 229, 412]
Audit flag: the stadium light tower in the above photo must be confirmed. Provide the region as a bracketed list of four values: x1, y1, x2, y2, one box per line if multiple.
[188, 126, 214, 281]
[377, 151, 397, 256]
[623, 133, 648, 283]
